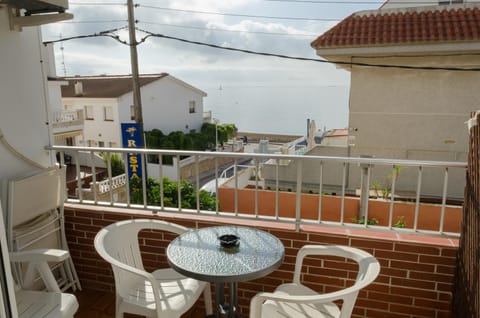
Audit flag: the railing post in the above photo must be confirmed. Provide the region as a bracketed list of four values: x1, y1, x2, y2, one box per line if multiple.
[141, 152, 147, 208]
[275, 160, 279, 220]
[255, 159, 259, 217]
[195, 155, 200, 213]
[106, 153, 113, 205]
[295, 160, 303, 232]
[439, 167, 449, 234]
[317, 161, 323, 223]
[176, 155, 181, 212]
[123, 152, 131, 207]
[388, 165, 397, 229]
[90, 151, 97, 204]
[340, 162, 347, 225]
[359, 163, 371, 221]
[413, 166, 423, 231]
[234, 159, 239, 216]
[159, 154, 164, 210]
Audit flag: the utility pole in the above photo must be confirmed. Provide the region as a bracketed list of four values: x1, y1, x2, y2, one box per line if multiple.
[127, 0, 143, 129]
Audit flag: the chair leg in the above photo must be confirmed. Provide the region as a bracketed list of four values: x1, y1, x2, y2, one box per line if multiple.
[203, 283, 213, 316]
[115, 298, 123, 318]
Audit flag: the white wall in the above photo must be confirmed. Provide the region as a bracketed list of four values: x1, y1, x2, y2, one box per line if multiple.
[348, 55, 475, 162]
[0, 7, 54, 183]
[118, 76, 205, 134]
[63, 97, 120, 147]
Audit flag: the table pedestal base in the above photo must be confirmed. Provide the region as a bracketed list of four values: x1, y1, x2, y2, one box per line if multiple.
[215, 282, 239, 317]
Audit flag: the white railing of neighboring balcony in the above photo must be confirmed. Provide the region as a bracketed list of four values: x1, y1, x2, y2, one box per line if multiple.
[49, 145, 467, 236]
[52, 109, 83, 123]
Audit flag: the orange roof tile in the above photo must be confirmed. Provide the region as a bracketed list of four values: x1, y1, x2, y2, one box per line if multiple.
[311, 4, 480, 49]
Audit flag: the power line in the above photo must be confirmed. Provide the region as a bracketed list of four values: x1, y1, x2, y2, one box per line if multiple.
[42, 27, 480, 72]
[137, 4, 341, 21]
[264, 0, 447, 4]
[69, 1, 125, 5]
[43, 26, 129, 44]
[138, 21, 317, 37]
[136, 28, 480, 72]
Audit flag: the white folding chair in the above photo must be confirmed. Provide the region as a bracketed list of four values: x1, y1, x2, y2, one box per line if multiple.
[6, 167, 81, 291]
[250, 245, 380, 318]
[0, 198, 78, 318]
[94, 218, 213, 318]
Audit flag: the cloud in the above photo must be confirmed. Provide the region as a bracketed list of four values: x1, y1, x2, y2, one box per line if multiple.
[42, 0, 348, 88]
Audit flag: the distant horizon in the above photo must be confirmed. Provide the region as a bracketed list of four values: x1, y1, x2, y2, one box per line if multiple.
[203, 84, 350, 136]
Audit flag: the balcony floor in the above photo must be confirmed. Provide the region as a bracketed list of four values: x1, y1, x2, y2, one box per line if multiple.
[74, 289, 206, 318]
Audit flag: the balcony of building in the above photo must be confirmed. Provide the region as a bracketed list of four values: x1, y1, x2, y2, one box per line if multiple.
[42, 143, 470, 318]
[51, 109, 84, 144]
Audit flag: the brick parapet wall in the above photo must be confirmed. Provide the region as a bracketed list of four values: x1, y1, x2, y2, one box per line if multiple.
[64, 203, 458, 318]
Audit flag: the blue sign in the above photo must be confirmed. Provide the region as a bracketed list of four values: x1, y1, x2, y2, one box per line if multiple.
[121, 123, 143, 182]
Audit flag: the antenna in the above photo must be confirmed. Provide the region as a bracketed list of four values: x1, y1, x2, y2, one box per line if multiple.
[59, 33, 66, 76]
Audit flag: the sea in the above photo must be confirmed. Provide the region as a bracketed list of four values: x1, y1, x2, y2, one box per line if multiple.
[203, 85, 350, 136]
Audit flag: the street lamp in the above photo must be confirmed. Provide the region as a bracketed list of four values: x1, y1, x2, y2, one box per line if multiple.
[213, 118, 219, 151]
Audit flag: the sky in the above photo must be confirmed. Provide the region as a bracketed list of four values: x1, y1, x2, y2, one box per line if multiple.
[41, 0, 383, 135]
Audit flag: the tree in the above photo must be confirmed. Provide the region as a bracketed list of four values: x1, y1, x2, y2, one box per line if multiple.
[102, 153, 125, 176]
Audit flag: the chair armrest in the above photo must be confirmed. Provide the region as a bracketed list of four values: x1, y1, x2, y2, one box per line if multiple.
[9, 249, 69, 263]
[250, 289, 357, 318]
[9, 249, 70, 292]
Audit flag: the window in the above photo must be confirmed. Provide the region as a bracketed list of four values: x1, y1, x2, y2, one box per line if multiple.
[130, 105, 136, 120]
[104, 106, 113, 121]
[189, 101, 196, 113]
[87, 140, 95, 147]
[98, 141, 105, 147]
[84, 105, 94, 120]
[109, 141, 118, 148]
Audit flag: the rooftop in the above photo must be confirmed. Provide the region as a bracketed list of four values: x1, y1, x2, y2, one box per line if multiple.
[60, 73, 168, 98]
[311, 4, 480, 49]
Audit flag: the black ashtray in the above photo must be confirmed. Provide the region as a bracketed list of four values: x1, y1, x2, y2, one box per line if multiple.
[218, 234, 240, 248]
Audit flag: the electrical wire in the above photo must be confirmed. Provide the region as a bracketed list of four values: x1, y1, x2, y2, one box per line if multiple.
[136, 28, 480, 71]
[44, 26, 129, 45]
[264, 0, 453, 4]
[42, 27, 480, 72]
[138, 21, 317, 37]
[137, 4, 341, 21]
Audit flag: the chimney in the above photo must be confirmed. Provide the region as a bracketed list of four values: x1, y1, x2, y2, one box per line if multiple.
[74, 81, 83, 96]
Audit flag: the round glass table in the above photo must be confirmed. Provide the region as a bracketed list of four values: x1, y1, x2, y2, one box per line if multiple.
[167, 226, 285, 317]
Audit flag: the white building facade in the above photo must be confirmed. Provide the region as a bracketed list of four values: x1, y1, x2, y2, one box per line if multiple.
[0, 1, 73, 316]
[61, 74, 207, 148]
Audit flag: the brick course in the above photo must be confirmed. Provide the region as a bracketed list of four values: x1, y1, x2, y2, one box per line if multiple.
[64, 204, 457, 318]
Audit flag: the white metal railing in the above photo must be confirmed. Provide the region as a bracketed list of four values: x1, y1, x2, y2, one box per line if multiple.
[49, 145, 467, 236]
[92, 174, 127, 194]
[52, 109, 83, 123]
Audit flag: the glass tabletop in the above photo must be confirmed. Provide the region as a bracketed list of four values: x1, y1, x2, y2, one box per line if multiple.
[167, 226, 285, 283]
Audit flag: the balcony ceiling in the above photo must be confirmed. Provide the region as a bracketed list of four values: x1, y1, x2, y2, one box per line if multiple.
[1, 0, 67, 14]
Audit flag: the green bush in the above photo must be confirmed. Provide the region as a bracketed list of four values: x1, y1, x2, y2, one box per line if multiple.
[130, 176, 217, 211]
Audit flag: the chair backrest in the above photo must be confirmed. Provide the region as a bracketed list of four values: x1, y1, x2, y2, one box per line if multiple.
[94, 219, 188, 299]
[295, 245, 380, 318]
[6, 167, 81, 292]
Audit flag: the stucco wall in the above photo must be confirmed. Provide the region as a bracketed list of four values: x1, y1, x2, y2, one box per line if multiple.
[62, 97, 120, 147]
[117, 76, 205, 134]
[0, 7, 54, 183]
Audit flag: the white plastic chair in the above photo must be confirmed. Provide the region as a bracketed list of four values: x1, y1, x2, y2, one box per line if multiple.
[250, 245, 380, 318]
[94, 219, 213, 318]
[0, 198, 78, 318]
[6, 167, 81, 292]
[10, 249, 79, 318]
